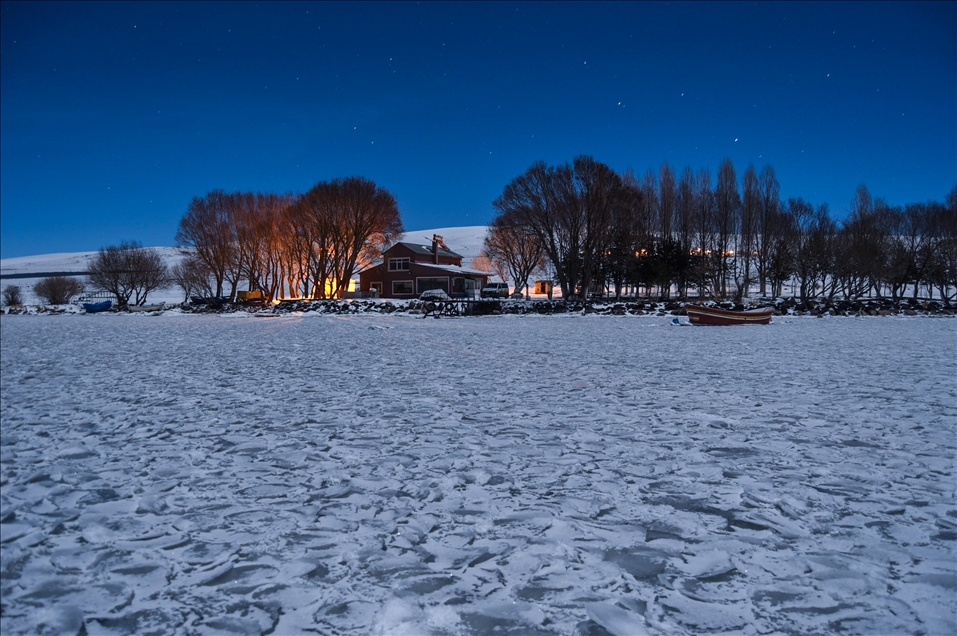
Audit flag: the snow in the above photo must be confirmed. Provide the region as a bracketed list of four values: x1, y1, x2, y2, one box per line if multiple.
[1, 312, 954, 635]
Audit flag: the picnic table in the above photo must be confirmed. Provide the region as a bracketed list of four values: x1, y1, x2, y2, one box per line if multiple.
[419, 297, 503, 318]
[421, 298, 462, 318]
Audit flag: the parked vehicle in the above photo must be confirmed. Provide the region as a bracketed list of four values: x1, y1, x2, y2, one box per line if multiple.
[419, 289, 451, 301]
[236, 290, 265, 304]
[685, 305, 773, 325]
[481, 282, 509, 298]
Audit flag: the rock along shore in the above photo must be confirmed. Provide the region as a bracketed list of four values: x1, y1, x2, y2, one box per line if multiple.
[3, 296, 955, 317]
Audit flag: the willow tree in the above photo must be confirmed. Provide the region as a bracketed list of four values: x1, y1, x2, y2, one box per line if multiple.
[482, 209, 545, 298]
[287, 177, 403, 298]
[87, 241, 170, 307]
[493, 161, 576, 300]
[493, 156, 627, 301]
[175, 190, 239, 298]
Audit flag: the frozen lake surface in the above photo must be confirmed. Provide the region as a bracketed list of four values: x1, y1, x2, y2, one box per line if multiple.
[1, 313, 955, 635]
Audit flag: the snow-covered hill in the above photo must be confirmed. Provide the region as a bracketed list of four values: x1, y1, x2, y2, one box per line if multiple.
[397, 226, 487, 268]
[0, 247, 184, 278]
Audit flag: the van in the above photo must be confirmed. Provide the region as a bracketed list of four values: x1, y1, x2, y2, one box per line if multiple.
[481, 282, 510, 298]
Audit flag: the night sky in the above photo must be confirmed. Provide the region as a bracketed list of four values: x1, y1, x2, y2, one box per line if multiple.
[1, 1, 954, 258]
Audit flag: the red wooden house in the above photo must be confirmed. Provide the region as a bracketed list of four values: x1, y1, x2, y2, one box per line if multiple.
[359, 235, 490, 299]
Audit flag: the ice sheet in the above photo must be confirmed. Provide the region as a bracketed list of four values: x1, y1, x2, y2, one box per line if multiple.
[1, 313, 954, 635]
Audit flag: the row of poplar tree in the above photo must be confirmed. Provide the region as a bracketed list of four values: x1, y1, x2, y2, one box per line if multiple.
[483, 156, 957, 304]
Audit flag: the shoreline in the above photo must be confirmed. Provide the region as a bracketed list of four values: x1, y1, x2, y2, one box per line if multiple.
[3, 297, 955, 318]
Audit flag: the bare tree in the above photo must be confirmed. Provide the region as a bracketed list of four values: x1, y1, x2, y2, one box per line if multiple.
[176, 190, 240, 298]
[289, 182, 338, 298]
[841, 185, 889, 298]
[482, 210, 545, 298]
[605, 181, 643, 300]
[170, 253, 215, 302]
[766, 222, 794, 300]
[176, 181, 400, 302]
[574, 156, 623, 300]
[493, 157, 628, 301]
[755, 165, 781, 296]
[493, 161, 578, 300]
[675, 167, 696, 298]
[639, 170, 658, 249]
[3, 285, 23, 307]
[927, 187, 957, 304]
[330, 177, 404, 298]
[277, 199, 316, 299]
[690, 168, 716, 298]
[289, 177, 404, 299]
[657, 162, 677, 241]
[472, 252, 508, 286]
[231, 192, 293, 301]
[789, 199, 835, 303]
[34, 276, 84, 305]
[87, 241, 170, 307]
[898, 202, 944, 300]
[735, 164, 759, 299]
[713, 158, 740, 299]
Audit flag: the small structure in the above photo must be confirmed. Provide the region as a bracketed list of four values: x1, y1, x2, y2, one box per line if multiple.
[534, 280, 554, 296]
[359, 235, 490, 299]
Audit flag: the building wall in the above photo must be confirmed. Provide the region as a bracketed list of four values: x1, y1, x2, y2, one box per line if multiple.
[359, 243, 487, 298]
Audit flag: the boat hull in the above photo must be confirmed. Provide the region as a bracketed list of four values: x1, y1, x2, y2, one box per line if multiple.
[685, 304, 773, 325]
[82, 300, 112, 313]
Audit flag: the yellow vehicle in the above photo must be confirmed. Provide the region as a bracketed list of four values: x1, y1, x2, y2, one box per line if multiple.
[236, 290, 265, 303]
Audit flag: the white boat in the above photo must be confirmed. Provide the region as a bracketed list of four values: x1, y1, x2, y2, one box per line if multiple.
[128, 303, 164, 313]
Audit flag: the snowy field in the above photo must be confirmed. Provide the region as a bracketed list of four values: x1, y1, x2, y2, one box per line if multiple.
[1, 313, 954, 636]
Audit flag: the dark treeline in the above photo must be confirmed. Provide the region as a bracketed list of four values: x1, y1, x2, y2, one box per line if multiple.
[175, 177, 403, 301]
[486, 156, 957, 304]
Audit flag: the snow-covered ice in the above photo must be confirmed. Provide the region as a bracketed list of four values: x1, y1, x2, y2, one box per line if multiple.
[1, 312, 954, 635]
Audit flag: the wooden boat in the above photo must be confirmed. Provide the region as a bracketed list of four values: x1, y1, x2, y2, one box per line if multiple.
[82, 300, 112, 313]
[685, 304, 773, 325]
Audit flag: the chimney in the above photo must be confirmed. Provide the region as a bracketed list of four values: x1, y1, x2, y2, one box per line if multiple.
[432, 234, 442, 264]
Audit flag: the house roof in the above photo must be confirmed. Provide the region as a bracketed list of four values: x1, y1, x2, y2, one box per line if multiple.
[392, 241, 463, 259]
[357, 260, 490, 277]
[413, 262, 491, 277]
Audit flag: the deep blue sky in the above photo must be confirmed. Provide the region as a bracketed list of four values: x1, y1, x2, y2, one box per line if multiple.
[1, 1, 954, 258]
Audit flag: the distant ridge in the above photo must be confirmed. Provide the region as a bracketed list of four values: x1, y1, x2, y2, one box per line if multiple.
[0, 271, 86, 280]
